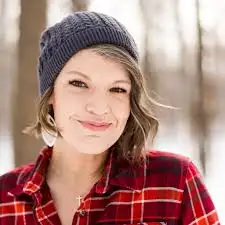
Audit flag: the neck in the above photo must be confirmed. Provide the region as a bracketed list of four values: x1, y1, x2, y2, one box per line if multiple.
[47, 139, 108, 188]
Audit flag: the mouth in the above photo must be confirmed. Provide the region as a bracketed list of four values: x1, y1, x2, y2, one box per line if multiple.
[78, 120, 112, 131]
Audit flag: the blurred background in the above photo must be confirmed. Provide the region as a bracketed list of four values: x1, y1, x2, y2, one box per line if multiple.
[0, 0, 224, 221]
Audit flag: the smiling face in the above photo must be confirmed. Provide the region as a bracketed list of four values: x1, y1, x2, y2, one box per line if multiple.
[51, 49, 131, 154]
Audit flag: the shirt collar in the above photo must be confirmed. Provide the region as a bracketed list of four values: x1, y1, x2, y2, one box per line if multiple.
[9, 145, 146, 197]
[96, 146, 146, 194]
[9, 146, 52, 197]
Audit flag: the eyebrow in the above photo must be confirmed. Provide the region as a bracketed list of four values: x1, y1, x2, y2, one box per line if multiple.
[66, 70, 131, 85]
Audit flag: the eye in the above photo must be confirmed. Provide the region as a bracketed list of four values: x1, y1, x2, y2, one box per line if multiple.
[110, 87, 127, 93]
[69, 80, 88, 88]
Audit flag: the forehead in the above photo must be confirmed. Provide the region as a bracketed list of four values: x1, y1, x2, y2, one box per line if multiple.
[60, 49, 130, 82]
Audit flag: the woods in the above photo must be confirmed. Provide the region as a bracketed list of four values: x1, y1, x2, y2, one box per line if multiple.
[0, 0, 224, 220]
[12, 0, 47, 166]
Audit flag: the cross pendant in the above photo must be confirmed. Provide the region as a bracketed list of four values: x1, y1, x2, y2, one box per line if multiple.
[76, 195, 82, 206]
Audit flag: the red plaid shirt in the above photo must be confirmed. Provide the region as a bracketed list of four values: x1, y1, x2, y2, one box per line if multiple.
[0, 146, 220, 225]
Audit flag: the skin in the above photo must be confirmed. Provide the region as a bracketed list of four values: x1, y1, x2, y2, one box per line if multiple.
[46, 49, 131, 224]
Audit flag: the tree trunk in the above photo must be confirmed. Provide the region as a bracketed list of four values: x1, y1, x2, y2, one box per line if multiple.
[195, 0, 207, 174]
[139, 0, 157, 91]
[12, 0, 47, 167]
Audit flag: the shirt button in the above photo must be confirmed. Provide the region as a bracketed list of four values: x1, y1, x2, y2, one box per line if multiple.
[79, 209, 87, 217]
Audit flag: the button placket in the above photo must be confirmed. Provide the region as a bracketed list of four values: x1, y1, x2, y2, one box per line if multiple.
[79, 209, 87, 217]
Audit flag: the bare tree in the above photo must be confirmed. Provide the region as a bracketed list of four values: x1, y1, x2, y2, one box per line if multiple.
[139, 0, 157, 91]
[12, 0, 47, 166]
[174, 0, 186, 78]
[190, 0, 207, 174]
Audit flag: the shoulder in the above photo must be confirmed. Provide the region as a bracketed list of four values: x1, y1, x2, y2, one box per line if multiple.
[0, 163, 34, 198]
[144, 149, 192, 188]
[146, 149, 191, 166]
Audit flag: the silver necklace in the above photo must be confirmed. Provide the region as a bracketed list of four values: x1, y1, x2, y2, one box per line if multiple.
[76, 195, 82, 206]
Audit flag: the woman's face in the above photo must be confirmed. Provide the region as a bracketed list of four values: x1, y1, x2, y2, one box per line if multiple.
[51, 49, 131, 154]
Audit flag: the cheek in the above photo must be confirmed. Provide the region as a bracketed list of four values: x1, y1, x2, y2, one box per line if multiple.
[52, 94, 73, 122]
[54, 90, 83, 109]
[110, 97, 130, 122]
[53, 92, 88, 125]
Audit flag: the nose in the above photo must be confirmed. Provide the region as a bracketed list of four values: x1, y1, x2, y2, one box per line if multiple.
[85, 92, 111, 116]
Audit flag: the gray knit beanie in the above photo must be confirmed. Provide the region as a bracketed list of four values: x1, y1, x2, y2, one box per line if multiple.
[38, 11, 139, 96]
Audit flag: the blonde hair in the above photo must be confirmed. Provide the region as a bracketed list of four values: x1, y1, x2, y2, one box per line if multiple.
[24, 44, 160, 166]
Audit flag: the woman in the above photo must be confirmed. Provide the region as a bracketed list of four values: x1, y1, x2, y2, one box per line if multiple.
[0, 11, 220, 225]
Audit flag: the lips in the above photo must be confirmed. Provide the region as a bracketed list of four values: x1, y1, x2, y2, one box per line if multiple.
[78, 120, 111, 131]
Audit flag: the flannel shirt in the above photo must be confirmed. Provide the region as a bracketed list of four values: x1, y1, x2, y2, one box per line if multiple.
[0, 146, 220, 225]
